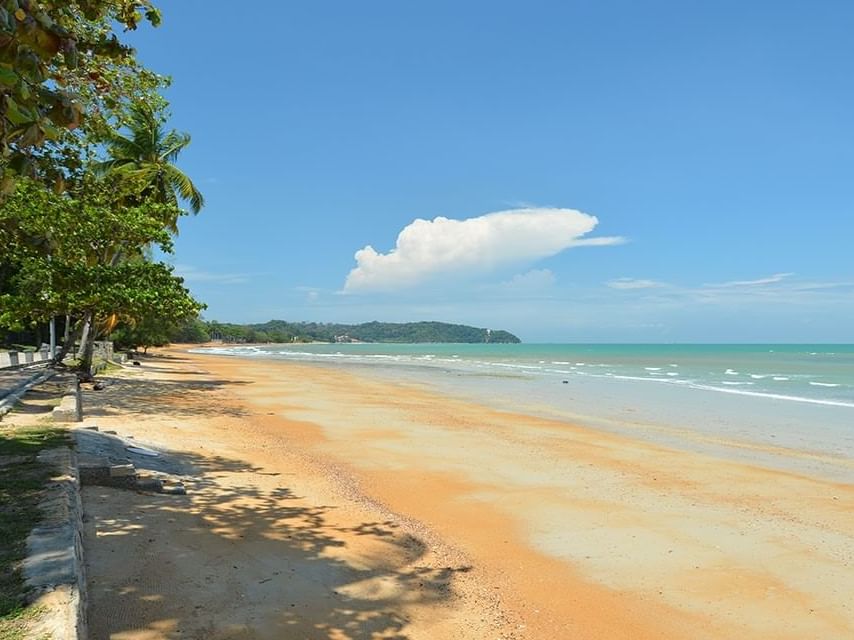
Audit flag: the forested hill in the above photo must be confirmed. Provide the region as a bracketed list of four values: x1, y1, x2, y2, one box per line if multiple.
[205, 320, 521, 344]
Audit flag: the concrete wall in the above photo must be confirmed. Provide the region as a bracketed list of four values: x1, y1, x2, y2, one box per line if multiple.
[24, 447, 88, 639]
[0, 349, 50, 369]
[1, 341, 119, 370]
[92, 341, 114, 362]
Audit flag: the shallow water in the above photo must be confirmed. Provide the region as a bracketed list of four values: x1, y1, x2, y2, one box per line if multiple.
[191, 343, 854, 478]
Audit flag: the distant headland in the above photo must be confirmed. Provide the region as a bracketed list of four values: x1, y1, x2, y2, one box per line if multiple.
[201, 320, 521, 344]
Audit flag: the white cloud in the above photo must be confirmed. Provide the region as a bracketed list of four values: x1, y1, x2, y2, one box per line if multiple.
[500, 269, 557, 290]
[344, 208, 624, 292]
[607, 278, 665, 290]
[706, 273, 793, 288]
[174, 264, 249, 285]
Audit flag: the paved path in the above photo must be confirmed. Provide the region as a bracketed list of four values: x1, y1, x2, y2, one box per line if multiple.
[0, 364, 50, 402]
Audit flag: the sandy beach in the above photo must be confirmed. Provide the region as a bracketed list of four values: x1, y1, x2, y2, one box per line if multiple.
[79, 349, 854, 639]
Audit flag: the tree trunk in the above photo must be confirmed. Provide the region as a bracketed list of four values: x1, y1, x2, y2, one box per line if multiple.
[53, 316, 77, 365]
[77, 311, 96, 380]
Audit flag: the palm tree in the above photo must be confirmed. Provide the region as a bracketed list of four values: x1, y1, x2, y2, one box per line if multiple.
[96, 105, 204, 225]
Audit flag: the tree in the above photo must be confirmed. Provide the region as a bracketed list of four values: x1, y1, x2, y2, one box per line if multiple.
[168, 316, 210, 343]
[0, 1, 165, 192]
[97, 104, 204, 222]
[111, 313, 173, 353]
[0, 176, 204, 374]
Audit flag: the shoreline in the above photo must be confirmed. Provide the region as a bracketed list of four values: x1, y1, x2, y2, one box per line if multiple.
[188, 343, 854, 464]
[82, 348, 854, 638]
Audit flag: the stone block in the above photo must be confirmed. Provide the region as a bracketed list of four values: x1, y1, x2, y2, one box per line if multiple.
[52, 389, 81, 422]
[109, 464, 135, 478]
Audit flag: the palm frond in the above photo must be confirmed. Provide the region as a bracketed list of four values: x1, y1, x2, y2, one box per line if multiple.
[90, 159, 118, 176]
[160, 131, 191, 163]
[164, 165, 204, 214]
[100, 103, 204, 216]
[104, 133, 144, 164]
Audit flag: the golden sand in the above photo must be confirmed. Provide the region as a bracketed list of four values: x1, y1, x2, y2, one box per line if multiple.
[79, 349, 854, 639]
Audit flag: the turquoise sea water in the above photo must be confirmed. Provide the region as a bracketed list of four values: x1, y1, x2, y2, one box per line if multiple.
[191, 343, 854, 475]
[195, 343, 854, 406]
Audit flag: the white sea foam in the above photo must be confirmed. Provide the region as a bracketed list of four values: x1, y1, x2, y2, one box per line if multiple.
[489, 363, 542, 371]
[722, 381, 753, 386]
[724, 369, 739, 375]
[645, 367, 662, 371]
[773, 377, 789, 381]
[689, 384, 854, 408]
[810, 382, 841, 387]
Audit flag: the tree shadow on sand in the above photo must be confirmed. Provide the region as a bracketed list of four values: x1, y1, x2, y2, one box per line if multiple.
[81, 434, 474, 640]
[84, 374, 252, 419]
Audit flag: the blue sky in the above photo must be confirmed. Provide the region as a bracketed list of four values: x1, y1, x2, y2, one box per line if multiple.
[128, 1, 852, 342]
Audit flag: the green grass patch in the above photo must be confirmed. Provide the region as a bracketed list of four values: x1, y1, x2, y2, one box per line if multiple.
[0, 605, 47, 640]
[0, 425, 69, 623]
[101, 360, 122, 373]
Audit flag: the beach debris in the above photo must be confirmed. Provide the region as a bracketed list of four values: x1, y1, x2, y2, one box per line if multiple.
[132, 360, 141, 366]
[161, 481, 186, 495]
[562, 380, 568, 384]
[135, 476, 164, 492]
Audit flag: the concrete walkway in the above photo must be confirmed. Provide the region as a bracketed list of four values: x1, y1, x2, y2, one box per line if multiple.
[0, 366, 46, 395]
[0, 362, 48, 398]
[0, 364, 54, 418]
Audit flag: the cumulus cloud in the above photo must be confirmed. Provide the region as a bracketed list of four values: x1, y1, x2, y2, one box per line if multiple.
[344, 208, 624, 292]
[607, 278, 665, 290]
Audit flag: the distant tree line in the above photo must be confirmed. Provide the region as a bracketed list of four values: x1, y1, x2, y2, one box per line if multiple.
[107, 318, 522, 349]
[206, 320, 520, 344]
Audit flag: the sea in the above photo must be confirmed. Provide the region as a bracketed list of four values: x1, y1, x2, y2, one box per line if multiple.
[190, 343, 854, 479]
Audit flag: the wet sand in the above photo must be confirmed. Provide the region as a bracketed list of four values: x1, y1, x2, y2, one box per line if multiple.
[81, 350, 854, 639]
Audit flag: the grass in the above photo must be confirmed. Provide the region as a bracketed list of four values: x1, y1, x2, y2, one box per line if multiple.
[0, 424, 69, 637]
[99, 359, 122, 374]
[0, 606, 48, 640]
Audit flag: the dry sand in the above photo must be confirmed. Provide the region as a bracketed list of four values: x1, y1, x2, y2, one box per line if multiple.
[79, 350, 854, 639]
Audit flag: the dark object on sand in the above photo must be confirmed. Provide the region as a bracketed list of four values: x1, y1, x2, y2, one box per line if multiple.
[562, 380, 569, 384]
[93, 382, 105, 391]
[132, 360, 141, 366]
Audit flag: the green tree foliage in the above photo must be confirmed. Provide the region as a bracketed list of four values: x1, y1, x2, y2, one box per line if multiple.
[111, 314, 171, 353]
[167, 316, 209, 344]
[0, 2, 208, 374]
[0, 0, 165, 191]
[0, 177, 203, 366]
